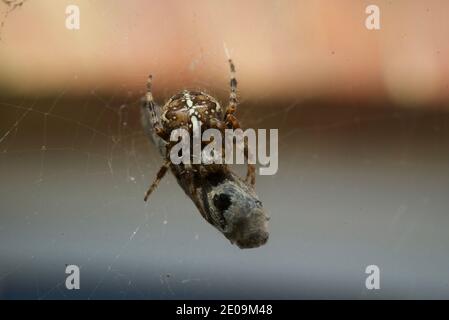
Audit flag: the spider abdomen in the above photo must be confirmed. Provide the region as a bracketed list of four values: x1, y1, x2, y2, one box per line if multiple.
[161, 90, 224, 133]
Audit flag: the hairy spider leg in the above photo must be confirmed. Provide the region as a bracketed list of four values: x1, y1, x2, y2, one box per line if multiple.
[144, 74, 173, 202]
[144, 159, 171, 202]
[224, 59, 256, 187]
[225, 59, 238, 118]
[145, 128, 196, 202]
[145, 74, 165, 139]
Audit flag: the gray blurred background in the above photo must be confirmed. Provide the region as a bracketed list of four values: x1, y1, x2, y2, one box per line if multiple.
[1, 0, 449, 299]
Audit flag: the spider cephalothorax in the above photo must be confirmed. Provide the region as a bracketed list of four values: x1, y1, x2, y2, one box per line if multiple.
[142, 59, 268, 249]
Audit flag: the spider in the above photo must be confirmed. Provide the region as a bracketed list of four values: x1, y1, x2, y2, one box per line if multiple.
[143, 59, 256, 202]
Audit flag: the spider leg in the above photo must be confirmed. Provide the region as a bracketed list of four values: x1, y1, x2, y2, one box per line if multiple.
[144, 139, 181, 202]
[223, 60, 256, 187]
[224, 59, 238, 118]
[144, 74, 166, 139]
[144, 159, 171, 202]
[225, 114, 256, 187]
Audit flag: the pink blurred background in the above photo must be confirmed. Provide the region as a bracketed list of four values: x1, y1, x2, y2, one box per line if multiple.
[1, 0, 449, 108]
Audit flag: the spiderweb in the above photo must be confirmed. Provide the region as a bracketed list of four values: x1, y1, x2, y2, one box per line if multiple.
[0, 0, 27, 41]
[1, 0, 449, 300]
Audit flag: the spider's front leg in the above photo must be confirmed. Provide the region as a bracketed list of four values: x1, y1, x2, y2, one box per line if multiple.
[144, 159, 171, 202]
[224, 59, 256, 187]
[144, 138, 183, 201]
[143, 74, 172, 202]
[145, 122, 203, 202]
[145, 74, 166, 140]
[224, 59, 238, 120]
[143, 140, 173, 202]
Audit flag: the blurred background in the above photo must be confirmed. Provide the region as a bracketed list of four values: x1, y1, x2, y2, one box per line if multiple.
[1, 0, 449, 299]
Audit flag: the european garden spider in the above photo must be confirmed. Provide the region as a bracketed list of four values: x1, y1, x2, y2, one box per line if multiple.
[143, 59, 255, 202]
